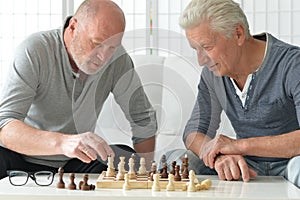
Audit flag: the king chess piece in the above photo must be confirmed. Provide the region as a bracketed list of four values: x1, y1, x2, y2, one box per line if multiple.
[181, 154, 189, 179]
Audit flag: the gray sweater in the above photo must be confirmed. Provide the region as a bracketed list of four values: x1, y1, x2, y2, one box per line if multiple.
[183, 33, 300, 162]
[0, 22, 157, 167]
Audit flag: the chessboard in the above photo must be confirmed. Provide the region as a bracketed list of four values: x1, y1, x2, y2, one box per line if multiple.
[55, 154, 211, 192]
[96, 171, 197, 190]
[96, 154, 211, 191]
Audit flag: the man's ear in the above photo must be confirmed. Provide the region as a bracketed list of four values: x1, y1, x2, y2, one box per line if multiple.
[235, 23, 246, 46]
[68, 17, 78, 33]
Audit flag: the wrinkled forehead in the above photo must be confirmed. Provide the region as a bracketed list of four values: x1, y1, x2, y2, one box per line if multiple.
[80, 20, 124, 46]
[185, 23, 217, 47]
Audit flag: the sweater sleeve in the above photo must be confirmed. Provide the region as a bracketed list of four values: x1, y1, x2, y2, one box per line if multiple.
[0, 34, 42, 128]
[183, 67, 222, 143]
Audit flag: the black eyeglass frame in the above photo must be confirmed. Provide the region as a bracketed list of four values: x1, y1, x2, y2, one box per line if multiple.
[7, 170, 55, 186]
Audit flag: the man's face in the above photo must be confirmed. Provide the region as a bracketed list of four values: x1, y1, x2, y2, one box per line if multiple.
[69, 22, 123, 75]
[186, 22, 241, 77]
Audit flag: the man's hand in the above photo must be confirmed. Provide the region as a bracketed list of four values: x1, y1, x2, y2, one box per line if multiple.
[214, 154, 257, 182]
[61, 132, 115, 163]
[200, 134, 242, 168]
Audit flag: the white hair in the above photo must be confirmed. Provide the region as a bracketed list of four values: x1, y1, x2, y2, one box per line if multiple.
[179, 0, 250, 39]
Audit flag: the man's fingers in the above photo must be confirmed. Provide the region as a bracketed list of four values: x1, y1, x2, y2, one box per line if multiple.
[85, 133, 115, 161]
[94, 142, 115, 161]
[238, 159, 250, 182]
[223, 166, 233, 181]
[76, 148, 93, 163]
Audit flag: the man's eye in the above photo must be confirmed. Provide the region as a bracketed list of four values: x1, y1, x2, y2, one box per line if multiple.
[203, 46, 213, 51]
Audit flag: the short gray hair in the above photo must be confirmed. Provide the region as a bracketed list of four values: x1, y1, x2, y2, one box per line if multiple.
[179, 0, 250, 39]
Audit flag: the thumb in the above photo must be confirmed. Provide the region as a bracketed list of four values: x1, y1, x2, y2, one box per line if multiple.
[249, 168, 258, 179]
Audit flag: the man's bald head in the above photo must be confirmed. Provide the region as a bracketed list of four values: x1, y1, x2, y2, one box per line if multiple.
[74, 0, 125, 33]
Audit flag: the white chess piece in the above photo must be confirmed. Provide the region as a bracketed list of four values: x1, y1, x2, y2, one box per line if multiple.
[127, 157, 136, 179]
[152, 173, 161, 191]
[187, 170, 196, 192]
[138, 157, 147, 175]
[116, 156, 125, 180]
[106, 155, 115, 177]
[123, 173, 131, 190]
[166, 173, 175, 191]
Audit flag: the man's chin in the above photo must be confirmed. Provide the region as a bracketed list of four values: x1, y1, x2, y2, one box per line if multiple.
[80, 64, 104, 75]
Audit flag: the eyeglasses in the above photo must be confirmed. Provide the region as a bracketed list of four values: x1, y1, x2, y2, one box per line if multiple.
[7, 170, 54, 186]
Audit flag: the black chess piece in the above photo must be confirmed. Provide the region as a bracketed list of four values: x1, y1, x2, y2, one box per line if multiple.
[174, 165, 181, 181]
[170, 161, 176, 175]
[56, 167, 65, 189]
[68, 173, 76, 190]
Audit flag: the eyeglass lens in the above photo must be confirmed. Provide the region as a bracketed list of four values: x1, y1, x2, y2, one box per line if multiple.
[8, 171, 28, 186]
[34, 171, 54, 186]
[8, 170, 54, 186]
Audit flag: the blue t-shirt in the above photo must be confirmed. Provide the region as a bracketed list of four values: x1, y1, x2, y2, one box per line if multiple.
[183, 33, 300, 162]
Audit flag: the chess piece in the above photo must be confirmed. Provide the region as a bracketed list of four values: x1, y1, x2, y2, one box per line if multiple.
[151, 173, 161, 191]
[174, 165, 181, 181]
[187, 170, 196, 192]
[128, 157, 136, 179]
[201, 179, 212, 190]
[159, 154, 166, 173]
[106, 155, 116, 177]
[68, 173, 76, 190]
[137, 157, 147, 175]
[150, 161, 157, 174]
[131, 153, 137, 172]
[56, 167, 65, 189]
[79, 174, 92, 191]
[181, 155, 189, 179]
[166, 173, 175, 191]
[123, 173, 131, 190]
[160, 163, 168, 179]
[116, 156, 126, 180]
[170, 161, 176, 175]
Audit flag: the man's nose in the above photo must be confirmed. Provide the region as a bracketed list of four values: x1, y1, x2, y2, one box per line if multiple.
[96, 46, 112, 62]
[197, 51, 210, 66]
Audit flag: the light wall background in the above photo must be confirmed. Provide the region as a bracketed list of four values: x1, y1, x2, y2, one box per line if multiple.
[1, 0, 300, 86]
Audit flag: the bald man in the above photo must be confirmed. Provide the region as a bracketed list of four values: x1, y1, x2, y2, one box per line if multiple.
[0, 0, 157, 179]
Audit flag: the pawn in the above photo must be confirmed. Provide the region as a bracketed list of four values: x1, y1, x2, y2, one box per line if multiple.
[68, 173, 76, 190]
[123, 173, 131, 190]
[79, 174, 91, 191]
[138, 157, 147, 175]
[166, 174, 175, 191]
[187, 170, 196, 192]
[56, 167, 65, 189]
[152, 173, 161, 192]
[170, 161, 176, 175]
[174, 165, 181, 181]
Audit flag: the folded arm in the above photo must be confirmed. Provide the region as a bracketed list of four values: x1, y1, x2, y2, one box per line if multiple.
[0, 119, 114, 163]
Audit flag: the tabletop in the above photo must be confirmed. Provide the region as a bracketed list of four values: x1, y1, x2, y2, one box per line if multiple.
[0, 173, 300, 200]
